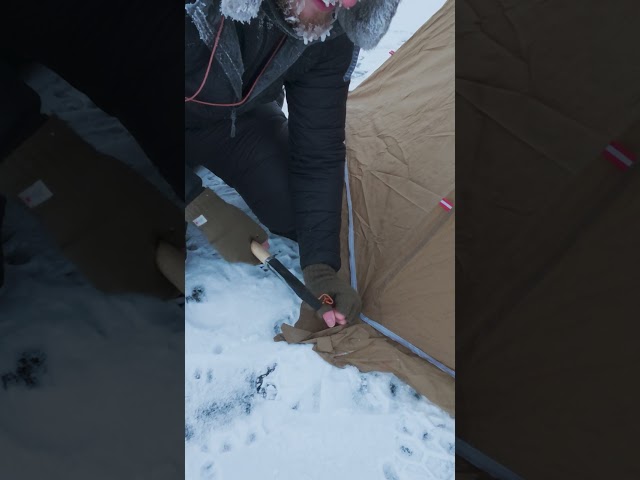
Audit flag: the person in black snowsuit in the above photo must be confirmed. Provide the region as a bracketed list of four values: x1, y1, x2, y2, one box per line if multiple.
[184, 0, 401, 326]
[0, 1, 401, 324]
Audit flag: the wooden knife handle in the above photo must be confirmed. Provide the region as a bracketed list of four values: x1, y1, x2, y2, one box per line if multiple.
[251, 240, 271, 263]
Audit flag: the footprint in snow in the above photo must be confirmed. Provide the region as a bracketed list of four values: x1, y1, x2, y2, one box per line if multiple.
[255, 364, 278, 400]
[382, 463, 400, 480]
[200, 461, 218, 480]
[380, 413, 454, 480]
[185, 424, 195, 442]
[186, 285, 206, 303]
[1, 350, 48, 390]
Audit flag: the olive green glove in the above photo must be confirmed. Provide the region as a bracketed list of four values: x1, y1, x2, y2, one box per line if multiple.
[185, 189, 267, 264]
[303, 263, 362, 326]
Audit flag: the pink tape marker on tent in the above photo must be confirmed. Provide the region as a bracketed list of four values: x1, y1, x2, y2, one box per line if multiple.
[440, 198, 453, 211]
[603, 142, 636, 170]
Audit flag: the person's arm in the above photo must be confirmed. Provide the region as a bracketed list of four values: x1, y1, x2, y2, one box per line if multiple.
[284, 33, 355, 272]
[284, 34, 362, 325]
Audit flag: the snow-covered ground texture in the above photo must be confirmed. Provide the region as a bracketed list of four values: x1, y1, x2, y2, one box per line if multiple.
[0, 68, 184, 479]
[185, 1, 453, 479]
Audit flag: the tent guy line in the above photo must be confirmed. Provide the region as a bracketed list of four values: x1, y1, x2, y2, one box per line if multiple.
[455, 439, 524, 480]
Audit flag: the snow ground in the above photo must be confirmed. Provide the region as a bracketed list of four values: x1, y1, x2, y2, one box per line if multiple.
[186, 170, 454, 480]
[186, 1, 453, 479]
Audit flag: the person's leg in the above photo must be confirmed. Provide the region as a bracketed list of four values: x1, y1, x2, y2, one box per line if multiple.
[185, 103, 297, 239]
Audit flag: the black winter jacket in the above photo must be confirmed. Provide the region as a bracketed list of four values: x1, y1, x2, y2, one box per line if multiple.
[184, 0, 398, 270]
[185, 0, 354, 271]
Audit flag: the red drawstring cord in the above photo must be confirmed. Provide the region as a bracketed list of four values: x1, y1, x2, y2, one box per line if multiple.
[184, 17, 226, 103]
[185, 16, 287, 107]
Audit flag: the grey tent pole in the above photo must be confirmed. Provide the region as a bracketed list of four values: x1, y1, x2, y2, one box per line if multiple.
[456, 438, 524, 480]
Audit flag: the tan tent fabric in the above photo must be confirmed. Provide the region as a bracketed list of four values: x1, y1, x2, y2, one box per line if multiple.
[342, 0, 455, 372]
[457, 0, 640, 478]
[278, 0, 456, 416]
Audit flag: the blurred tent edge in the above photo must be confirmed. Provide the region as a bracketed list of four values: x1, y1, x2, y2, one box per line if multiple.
[0, 117, 184, 299]
[456, 0, 640, 478]
[278, 0, 456, 415]
[0, 194, 4, 288]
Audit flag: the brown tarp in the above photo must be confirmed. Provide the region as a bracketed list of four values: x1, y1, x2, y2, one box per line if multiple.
[457, 0, 640, 478]
[0, 117, 183, 298]
[278, 0, 455, 416]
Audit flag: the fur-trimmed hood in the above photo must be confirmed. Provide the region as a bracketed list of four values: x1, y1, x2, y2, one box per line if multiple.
[217, 0, 401, 49]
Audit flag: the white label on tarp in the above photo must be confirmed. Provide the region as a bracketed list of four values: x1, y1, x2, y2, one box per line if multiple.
[193, 214, 207, 227]
[18, 180, 53, 208]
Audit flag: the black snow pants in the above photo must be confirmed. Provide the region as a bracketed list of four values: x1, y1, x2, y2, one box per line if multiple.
[185, 102, 297, 240]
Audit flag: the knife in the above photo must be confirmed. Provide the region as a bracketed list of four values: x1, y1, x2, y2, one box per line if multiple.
[251, 240, 333, 314]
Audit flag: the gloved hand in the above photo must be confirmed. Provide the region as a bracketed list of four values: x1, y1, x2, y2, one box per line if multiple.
[303, 263, 362, 327]
[185, 189, 268, 264]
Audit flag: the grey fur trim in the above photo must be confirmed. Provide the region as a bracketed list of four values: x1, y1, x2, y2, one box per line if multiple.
[199, 0, 401, 48]
[337, 0, 401, 50]
[185, 0, 217, 48]
[220, 0, 262, 23]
